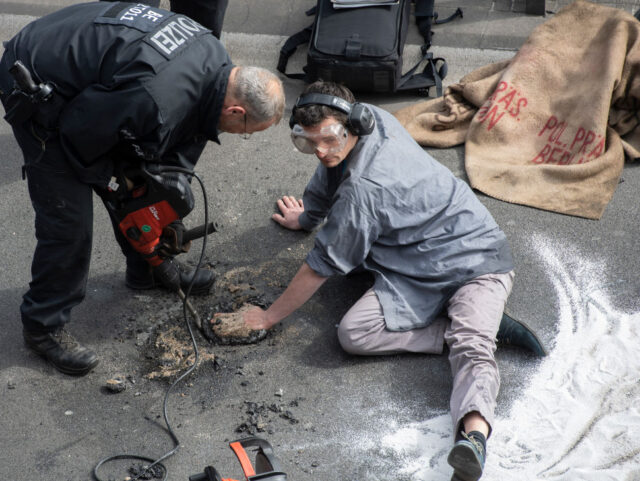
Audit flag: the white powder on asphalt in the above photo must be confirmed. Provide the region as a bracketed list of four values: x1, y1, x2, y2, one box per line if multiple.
[374, 235, 640, 480]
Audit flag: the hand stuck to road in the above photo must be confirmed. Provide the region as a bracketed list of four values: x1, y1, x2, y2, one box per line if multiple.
[209, 303, 268, 345]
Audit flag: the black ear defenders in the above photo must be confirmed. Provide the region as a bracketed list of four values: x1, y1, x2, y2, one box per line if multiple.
[289, 93, 375, 136]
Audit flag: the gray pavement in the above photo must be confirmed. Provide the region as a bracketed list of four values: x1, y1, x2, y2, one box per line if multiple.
[0, 1, 639, 481]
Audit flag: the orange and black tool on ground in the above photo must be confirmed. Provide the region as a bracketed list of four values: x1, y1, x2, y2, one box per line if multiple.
[189, 437, 287, 481]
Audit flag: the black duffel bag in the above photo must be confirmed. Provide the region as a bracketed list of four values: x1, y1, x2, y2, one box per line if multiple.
[277, 0, 462, 96]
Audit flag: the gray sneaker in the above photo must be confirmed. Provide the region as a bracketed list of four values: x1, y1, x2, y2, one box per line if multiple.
[448, 431, 486, 481]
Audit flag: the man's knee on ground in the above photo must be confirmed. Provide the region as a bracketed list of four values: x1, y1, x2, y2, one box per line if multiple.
[337, 321, 373, 355]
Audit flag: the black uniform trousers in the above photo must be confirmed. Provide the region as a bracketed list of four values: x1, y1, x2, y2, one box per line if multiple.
[170, 0, 228, 39]
[11, 120, 148, 333]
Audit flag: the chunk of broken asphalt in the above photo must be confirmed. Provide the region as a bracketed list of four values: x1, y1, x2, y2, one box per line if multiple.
[105, 377, 126, 393]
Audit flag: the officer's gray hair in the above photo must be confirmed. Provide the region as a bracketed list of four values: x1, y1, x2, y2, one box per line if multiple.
[233, 66, 285, 124]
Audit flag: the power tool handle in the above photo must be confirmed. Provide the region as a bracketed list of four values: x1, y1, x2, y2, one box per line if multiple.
[9, 60, 39, 94]
[183, 222, 218, 243]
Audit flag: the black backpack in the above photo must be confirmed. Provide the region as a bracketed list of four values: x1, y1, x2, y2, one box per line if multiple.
[277, 0, 462, 96]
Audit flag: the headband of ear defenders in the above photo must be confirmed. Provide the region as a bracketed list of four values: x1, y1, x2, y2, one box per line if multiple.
[289, 93, 375, 136]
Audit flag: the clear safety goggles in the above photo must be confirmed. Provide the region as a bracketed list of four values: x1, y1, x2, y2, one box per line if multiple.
[290, 122, 348, 155]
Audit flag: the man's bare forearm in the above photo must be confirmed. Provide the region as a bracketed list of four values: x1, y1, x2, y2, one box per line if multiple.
[265, 262, 328, 325]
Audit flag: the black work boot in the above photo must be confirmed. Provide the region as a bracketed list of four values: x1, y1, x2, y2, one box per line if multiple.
[497, 312, 547, 357]
[23, 328, 99, 376]
[126, 262, 215, 295]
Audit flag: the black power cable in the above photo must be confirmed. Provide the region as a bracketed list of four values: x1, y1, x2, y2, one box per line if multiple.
[94, 167, 210, 481]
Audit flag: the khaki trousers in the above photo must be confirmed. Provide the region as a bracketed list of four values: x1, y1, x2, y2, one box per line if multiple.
[337, 271, 515, 434]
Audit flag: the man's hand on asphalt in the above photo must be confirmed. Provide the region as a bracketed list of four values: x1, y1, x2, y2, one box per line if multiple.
[243, 306, 278, 330]
[272, 195, 304, 230]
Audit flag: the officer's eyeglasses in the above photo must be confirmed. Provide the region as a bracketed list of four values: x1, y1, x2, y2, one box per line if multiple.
[242, 113, 252, 140]
[290, 122, 348, 155]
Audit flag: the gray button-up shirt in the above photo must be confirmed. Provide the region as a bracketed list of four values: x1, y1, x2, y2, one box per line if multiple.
[299, 105, 513, 331]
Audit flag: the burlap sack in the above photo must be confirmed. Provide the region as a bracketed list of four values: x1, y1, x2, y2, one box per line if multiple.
[395, 1, 640, 219]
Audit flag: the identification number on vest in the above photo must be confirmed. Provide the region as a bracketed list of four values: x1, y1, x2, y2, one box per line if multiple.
[95, 3, 211, 59]
[96, 3, 167, 32]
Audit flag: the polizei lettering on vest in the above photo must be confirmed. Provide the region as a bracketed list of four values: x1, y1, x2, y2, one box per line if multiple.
[150, 17, 203, 55]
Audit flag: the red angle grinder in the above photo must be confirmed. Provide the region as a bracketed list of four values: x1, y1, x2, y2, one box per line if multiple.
[112, 166, 198, 267]
[189, 437, 287, 481]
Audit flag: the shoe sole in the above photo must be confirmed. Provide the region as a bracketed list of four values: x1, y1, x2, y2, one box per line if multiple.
[50, 358, 99, 376]
[180, 278, 215, 296]
[126, 278, 214, 296]
[25, 340, 100, 376]
[125, 279, 155, 290]
[448, 443, 483, 481]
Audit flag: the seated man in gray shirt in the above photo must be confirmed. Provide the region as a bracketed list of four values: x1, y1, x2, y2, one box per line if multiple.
[240, 81, 543, 481]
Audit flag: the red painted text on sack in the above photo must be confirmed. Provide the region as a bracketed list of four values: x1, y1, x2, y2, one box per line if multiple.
[477, 81, 528, 132]
[531, 115, 605, 165]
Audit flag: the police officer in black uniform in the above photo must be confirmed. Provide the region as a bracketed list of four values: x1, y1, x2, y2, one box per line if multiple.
[0, 2, 285, 376]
